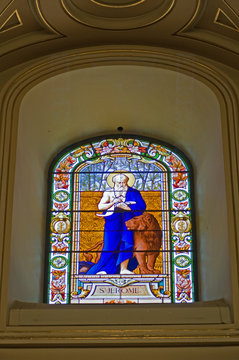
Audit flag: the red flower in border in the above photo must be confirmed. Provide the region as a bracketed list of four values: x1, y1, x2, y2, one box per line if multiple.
[174, 201, 188, 210]
[53, 243, 68, 252]
[54, 173, 70, 189]
[51, 282, 66, 300]
[54, 202, 68, 211]
[166, 154, 186, 172]
[176, 269, 192, 300]
[172, 173, 187, 188]
[66, 156, 76, 165]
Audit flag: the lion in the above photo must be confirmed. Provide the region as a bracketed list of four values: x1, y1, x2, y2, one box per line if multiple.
[79, 240, 103, 274]
[125, 213, 162, 274]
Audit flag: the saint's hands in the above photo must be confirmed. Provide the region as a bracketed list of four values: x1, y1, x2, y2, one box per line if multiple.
[112, 196, 123, 205]
[116, 202, 131, 211]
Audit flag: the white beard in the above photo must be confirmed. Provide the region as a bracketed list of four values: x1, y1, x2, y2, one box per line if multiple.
[114, 186, 128, 200]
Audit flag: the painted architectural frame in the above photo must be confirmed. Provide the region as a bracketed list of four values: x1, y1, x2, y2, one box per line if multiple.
[45, 135, 197, 304]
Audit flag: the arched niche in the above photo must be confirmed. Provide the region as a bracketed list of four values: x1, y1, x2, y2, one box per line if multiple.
[0, 47, 236, 333]
[7, 59, 231, 309]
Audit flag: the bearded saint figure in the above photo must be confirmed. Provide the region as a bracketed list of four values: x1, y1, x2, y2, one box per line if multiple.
[86, 172, 146, 275]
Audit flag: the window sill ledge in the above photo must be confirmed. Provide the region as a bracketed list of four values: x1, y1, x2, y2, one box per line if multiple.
[9, 299, 231, 326]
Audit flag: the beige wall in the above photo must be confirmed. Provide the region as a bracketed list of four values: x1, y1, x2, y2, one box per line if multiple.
[8, 64, 230, 306]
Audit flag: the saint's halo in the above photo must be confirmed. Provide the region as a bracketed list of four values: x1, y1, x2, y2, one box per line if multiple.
[107, 170, 135, 188]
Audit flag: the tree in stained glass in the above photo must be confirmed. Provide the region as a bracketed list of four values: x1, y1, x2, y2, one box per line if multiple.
[45, 135, 197, 304]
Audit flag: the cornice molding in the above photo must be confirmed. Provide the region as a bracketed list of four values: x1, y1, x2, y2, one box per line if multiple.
[0, 1, 239, 70]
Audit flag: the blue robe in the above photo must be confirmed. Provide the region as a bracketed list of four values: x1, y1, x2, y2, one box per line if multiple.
[86, 187, 146, 274]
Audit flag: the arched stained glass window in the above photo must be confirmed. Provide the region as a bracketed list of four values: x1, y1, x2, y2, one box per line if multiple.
[45, 135, 197, 304]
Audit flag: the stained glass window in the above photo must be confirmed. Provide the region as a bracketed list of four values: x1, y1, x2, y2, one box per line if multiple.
[45, 135, 197, 304]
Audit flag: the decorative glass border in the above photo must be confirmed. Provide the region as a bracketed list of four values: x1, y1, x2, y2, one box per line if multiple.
[45, 135, 197, 304]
